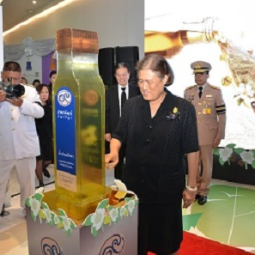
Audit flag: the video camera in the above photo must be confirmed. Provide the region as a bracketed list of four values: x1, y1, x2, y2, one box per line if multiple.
[0, 78, 25, 99]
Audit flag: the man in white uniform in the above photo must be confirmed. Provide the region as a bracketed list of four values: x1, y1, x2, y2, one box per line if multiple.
[0, 61, 44, 216]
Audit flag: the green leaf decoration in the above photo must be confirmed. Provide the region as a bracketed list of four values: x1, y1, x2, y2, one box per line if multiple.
[83, 214, 93, 226]
[49, 220, 54, 227]
[41, 202, 48, 209]
[31, 213, 36, 221]
[33, 193, 43, 201]
[25, 189, 139, 237]
[97, 199, 109, 209]
[125, 197, 132, 203]
[108, 205, 114, 210]
[25, 197, 31, 207]
[51, 213, 60, 225]
[183, 213, 202, 231]
[252, 160, 255, 169]
[219, 157, 225, 166]
[226, 143, 236, 149]
[67, 229, 72, 236]
[58, 209, 67, 217]
[214, 148, 220, 155]
[234, 148, 245, 154]
[70, 221, 76, 229]
[92, 226, 98, 237]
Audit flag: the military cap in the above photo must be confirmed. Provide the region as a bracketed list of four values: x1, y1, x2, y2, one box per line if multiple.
[191, 61, 212, 74]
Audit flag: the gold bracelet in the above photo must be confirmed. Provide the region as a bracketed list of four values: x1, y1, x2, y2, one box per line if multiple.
[186, 185, 197, 192]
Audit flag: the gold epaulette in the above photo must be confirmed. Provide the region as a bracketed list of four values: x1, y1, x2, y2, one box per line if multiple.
[209, 84, 220, 90]
[185, 85, 196, 90]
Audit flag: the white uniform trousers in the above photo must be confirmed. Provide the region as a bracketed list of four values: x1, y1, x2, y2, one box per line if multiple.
[0, 157, 36, 210]
[197, 144, 214, 196]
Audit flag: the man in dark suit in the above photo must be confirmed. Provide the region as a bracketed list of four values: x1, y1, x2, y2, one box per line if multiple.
[105, 62, 140, 180]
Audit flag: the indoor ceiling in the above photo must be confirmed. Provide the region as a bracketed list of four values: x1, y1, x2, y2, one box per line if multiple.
[1, 0, 65, 32]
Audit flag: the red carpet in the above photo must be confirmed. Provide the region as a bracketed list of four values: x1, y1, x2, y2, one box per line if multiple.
[148, 231, 253, 255]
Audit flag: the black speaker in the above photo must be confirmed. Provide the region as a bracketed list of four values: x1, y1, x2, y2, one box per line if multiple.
[98, 46, 139, 86]
[115, 46, 139, 85]
[98, 47, 115, 85]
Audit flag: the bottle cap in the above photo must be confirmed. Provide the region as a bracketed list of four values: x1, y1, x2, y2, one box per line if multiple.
[56, 28, 98, 54]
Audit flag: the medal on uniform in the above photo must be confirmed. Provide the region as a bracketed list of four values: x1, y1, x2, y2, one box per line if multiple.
[203, 101, 211, 114]
[203, 108, 211, 114]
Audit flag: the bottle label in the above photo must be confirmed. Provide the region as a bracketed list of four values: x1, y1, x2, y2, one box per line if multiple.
[81, 89, 102, 169]
[55, 86, 77, 192]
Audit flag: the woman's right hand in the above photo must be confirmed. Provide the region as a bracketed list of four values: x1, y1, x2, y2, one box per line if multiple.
[105, 151, 119, 170]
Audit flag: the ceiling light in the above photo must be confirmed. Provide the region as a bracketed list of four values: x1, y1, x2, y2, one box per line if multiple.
[3, 0, 74, 37]
[32, 0, 37, 4]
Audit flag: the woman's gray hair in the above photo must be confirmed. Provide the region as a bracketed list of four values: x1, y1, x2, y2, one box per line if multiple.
[136, 54, 174, 86]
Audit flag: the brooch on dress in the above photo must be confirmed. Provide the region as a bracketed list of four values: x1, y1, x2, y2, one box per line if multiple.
[166, 107, 180, 120]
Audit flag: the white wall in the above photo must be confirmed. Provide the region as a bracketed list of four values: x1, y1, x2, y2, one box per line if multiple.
[3, 0, 144, 58]
[16, 55, 42, 85]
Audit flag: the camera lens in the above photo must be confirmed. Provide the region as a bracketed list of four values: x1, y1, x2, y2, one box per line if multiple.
[4, 84, 25, 98]
[12, 84, 25, 97]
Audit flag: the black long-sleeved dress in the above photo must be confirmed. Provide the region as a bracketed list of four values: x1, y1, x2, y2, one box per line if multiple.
[35, 102, 53, 161]
[112, 89, 199, 254]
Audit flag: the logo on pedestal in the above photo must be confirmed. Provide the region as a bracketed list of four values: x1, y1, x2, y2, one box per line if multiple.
[41, 237, 64, 255]
[99, 234, 125, 255]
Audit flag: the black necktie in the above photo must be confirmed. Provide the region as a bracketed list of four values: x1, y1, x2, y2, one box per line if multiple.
[198, 86, 203, 98]
[121, 87, 126, 109]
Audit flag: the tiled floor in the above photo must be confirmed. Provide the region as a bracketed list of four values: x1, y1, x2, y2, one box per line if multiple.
[183, 180, 255, 253]
[1, 166, 255, 254]
[0, 165, 115, 255]
[0, 165, 56, 237]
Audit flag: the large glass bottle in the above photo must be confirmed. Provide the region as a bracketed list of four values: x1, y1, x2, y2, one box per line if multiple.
[145, 15, 255, 104]
[145, 17, 218, 58]
[52, 28, 105, 220]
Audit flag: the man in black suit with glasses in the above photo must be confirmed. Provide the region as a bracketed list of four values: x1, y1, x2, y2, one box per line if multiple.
[105, 62, 140, 180]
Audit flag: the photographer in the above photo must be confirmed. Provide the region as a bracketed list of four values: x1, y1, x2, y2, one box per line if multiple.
[0, 61, 44, 216]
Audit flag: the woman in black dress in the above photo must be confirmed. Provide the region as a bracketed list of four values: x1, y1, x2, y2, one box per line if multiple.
[35, 84, 53, 187]
[105, 54, 199, 255]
